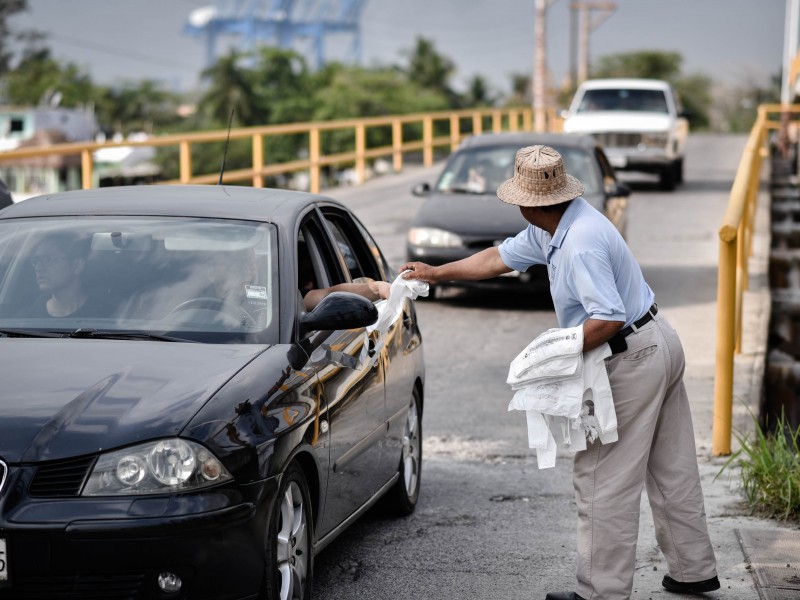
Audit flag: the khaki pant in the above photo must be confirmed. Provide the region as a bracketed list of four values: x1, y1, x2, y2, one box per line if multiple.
[573, 314, 717, 600]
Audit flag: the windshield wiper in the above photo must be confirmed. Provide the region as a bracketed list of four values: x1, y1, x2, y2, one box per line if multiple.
[65, 328, 196, 343]
[0, 328, 63, 338]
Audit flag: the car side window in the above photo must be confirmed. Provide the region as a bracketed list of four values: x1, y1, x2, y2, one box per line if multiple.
[321, 210, 385, 283]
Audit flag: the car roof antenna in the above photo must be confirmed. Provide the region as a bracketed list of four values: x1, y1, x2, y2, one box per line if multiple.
[218, 109, 235, 186]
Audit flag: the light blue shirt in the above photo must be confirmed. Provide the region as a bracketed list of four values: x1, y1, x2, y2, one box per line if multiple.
[498, 197, 654, 328]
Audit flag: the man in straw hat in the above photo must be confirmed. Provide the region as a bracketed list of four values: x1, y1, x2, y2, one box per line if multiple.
[401, 145, 719, 600]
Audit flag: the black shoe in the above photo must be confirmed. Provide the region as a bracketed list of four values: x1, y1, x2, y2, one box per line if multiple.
[544, 593, 587, 600]
[662, 574, 721, 594]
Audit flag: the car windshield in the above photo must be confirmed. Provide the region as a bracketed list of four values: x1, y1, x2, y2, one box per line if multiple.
[576, 88, 669, 114]
[0, 217, 278, 344]
[435, 145, 601, 196]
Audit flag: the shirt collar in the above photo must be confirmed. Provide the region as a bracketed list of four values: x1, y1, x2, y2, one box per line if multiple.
[549, 197, 585, 251]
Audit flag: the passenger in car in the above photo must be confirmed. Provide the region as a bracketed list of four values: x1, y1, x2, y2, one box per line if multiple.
[297, 247, 390, 311]
[27, 232, 102, 318]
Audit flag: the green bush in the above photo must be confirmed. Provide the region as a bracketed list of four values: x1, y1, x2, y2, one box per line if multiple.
[720, 412, 800, 521]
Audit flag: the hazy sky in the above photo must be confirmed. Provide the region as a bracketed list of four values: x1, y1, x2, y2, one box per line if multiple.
[8, 0, 787, 95]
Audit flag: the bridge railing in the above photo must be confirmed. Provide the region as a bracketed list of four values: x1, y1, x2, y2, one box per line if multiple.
[713, 103, 797, 456]
[0, 106, 555, 194]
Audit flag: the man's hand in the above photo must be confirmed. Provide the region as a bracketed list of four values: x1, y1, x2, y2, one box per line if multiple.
[400, 262, 439, 283]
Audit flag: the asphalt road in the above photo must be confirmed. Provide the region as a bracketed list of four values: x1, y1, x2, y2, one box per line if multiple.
[314, 134, 749, 600]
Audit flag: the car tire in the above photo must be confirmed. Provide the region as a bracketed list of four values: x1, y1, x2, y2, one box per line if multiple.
[659, 165, 676, 191]
[385, 388, 422, 516]
[675, 158, 684, 184]
[263, 462, 313, 600]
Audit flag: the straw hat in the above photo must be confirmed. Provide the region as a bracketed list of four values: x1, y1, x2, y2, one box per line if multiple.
[496, 145, 585, 207]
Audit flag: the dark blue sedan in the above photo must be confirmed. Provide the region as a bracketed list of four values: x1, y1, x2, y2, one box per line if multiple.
[0, 185, 425, 599]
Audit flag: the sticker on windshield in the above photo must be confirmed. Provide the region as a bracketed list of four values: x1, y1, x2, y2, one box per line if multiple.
[245, 285, 268, 299]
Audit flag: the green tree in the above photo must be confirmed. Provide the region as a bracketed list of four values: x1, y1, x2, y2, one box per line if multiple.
[463, 75, 496, 108]
[311, 66, 449, 154]
[93, 80, 184, 135]
[401, 36, 458, 104]
[673, 73, 712, 130]
[251, 47, 315, 125]
[3, 47, 94, 107]
[199, 50, 257, 127]
[592, 50, 683, 81]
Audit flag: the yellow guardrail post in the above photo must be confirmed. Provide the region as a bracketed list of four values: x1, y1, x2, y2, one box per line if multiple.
[179, 141, 192, 184]
[252, 134, 264, 188]
[423, 116, 433, 167]
[492, 111, 502, 133]
[472, 112, 482, 136]
[391, 119, 403, 172]
[450, 115, 460, 152]
[509, 110, 519, 132]
[355, 123, 366, 184]
[309, 127, 320, 194]
[81, 149, 93, 190]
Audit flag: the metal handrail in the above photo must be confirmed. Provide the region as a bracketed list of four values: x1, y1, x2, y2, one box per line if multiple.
[0, 106, 553, 194]
[712, 103, 800, 456]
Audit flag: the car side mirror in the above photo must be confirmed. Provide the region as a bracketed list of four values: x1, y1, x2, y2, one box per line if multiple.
[607, 182, 631, 198]
[411, 182, 431, 197]
[299, 291, 378, 337]
[678, 109, 693, 121]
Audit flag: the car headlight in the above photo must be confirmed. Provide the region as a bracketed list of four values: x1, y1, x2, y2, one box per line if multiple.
[407, 227, 464, 248]
[82, 438, 232, 496]
[639, 132, 669, 148]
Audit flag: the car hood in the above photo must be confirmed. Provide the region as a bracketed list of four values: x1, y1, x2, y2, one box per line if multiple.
[563, 112, 673, 133]
[412, 193, 529, 240]
[0, 338, 265, 463]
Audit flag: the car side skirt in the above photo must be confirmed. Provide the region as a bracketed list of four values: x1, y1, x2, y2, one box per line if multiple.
[314, 472, 400, 554]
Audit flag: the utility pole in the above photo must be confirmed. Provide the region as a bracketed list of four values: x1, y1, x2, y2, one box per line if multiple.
[533, 0, 558, 132]
[570, 1, 616, 86]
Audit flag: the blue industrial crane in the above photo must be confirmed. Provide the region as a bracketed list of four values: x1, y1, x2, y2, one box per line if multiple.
[183, 0, 366, 69]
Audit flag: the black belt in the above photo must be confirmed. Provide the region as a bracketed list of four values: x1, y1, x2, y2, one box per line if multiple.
[608, 303, 658, 355]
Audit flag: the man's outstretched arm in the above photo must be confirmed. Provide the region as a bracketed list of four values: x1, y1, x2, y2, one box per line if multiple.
[401, 247, 512, 283]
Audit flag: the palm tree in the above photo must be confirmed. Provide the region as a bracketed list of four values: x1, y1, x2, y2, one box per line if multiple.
[199, 50, 256, 126]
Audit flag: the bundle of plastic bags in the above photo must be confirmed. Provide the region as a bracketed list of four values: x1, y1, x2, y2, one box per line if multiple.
[507, 326, 617, 469]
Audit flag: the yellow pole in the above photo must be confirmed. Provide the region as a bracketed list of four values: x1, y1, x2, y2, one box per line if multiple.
[423, 117, 433, 167]
[450, 115, 460, 152]
[492, 111, 502, 133]
[179, 141, 192, 184]
[523, 109, 533, 131]
[472, 112, 482, 136]
[509, 110, 519, 132]
[713, 236, 737, 456]
[252, 134, 264, 188]
[355, 123, 366, 184]
[392, 119, 403, 172]
[81, 149, 93, 190]
[309, 127, 320, 194]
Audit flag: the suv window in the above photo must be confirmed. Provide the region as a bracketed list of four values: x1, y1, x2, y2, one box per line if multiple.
[577, 89, 669, 114]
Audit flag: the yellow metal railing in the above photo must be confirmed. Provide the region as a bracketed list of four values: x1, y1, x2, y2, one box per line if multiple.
[713, 103, 799, 456]
[0, 106, 556, 194]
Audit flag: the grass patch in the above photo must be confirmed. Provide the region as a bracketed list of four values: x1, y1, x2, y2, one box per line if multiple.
[718, 411, 800, 521]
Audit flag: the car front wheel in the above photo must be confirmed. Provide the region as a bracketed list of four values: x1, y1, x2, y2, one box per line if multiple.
[386, 388, 422, 516]
[264, 463, 313, 600]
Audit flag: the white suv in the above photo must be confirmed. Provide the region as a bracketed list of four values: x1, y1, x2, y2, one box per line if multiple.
[562, 78, 689, 191]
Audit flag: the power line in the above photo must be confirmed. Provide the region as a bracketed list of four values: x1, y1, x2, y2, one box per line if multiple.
[10, 29, 199, 72]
